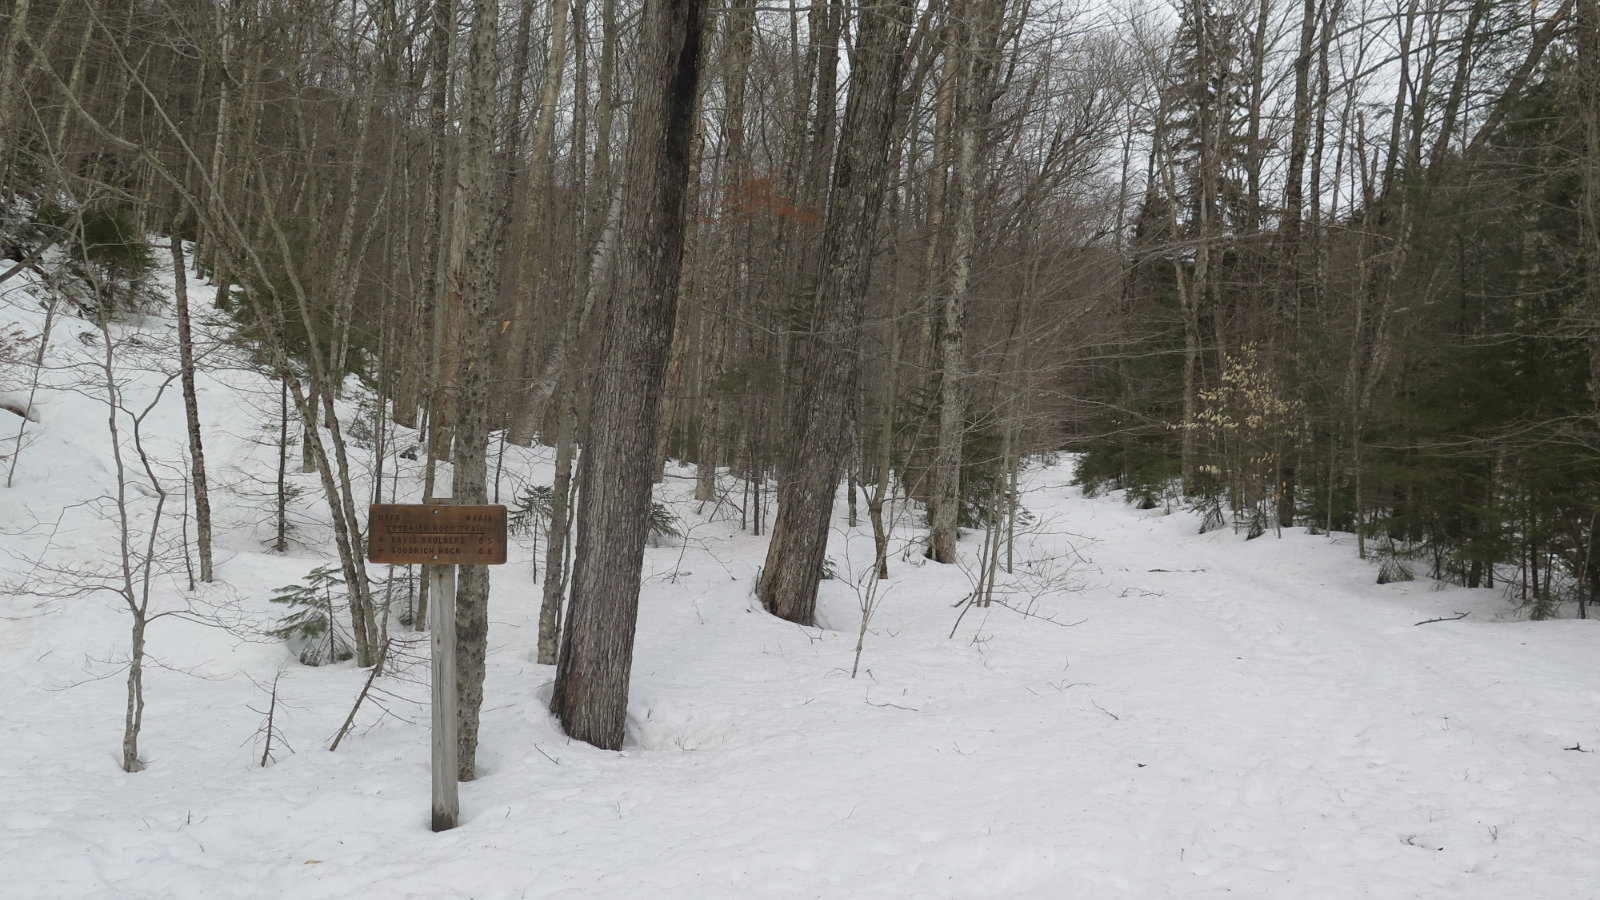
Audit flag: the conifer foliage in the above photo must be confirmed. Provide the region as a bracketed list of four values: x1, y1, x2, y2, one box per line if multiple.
[267, 565, 354, 667]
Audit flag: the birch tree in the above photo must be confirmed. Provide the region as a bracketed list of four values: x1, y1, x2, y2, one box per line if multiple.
[926, 0, 1008, 563]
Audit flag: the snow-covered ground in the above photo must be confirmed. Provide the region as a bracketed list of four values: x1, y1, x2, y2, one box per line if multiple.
[1, 257, 1597, 899]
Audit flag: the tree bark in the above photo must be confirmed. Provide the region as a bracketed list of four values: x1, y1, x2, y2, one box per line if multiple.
[536, 24, 624, 663]
[757, 0, 916, 626]
[694, 0, 756, 504]
[1579, 0, 1600, 417]
[537, 388, 576, 665]
[170, 235, 213, 583]
[0, 0, 32, 190]
[927, 0, 1004, 563]
[122, 614, 146, 773]
[505, 0, 571, 445]
[551, 0, 707, 751]
[424, 0, 459, 462]
[450, 0, 503, 782]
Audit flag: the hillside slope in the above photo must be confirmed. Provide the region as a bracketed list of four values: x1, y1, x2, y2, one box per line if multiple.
[1, 257, 1596, 899]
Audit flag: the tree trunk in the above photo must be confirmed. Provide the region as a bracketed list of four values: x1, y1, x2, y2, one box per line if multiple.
[537, 385, 576, 665]
[551, 0, 707, 751]
[122, 614, 146, 773]
[758, 0, 916, 625]
[505, 0, 571, 445]
[915, 21, 958, 373]
[927, 0, 1004, 563]
[1427, 0, 1485, 177]
[1270, 0, 1320, 531]
[0, 0, 32, 189]
[535, 15, 625, 663]
[275, 377, 289, 553]
[655, 113, 707, 479]
[1578, 0, 1600, 418]
[1279, 0, 1316, 308]
[424, 0, 460, 462]
[867, 283, 902, 581]
[449, 0, 503, 782]
[170, 235, 213, 582]
[694, 0, 755, 504]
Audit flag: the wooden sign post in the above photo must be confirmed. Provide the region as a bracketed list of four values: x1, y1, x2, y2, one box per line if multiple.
[369, 499, 507, 833]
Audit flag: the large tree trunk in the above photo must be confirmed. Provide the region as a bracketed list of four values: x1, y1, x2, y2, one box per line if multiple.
[551, 0, 707, 751]
[757, 0, 916, 626]
[449, 0, 502, 782]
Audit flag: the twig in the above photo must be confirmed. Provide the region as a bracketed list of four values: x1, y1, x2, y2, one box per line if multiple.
[989, 598, 1086, 628]
[328, 637, 390, 750]
[1413, 612, 1469, 626]
[948, 590, 978, 639]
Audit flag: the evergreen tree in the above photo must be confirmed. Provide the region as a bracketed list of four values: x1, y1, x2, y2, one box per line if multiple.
[267, 565, 354, 666]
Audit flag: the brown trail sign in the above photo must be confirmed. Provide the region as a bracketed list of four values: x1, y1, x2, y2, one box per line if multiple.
[368, 504, 508, 565]
[368, 502, 507, 832]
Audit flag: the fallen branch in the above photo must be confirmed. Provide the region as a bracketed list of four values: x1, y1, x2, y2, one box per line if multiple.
[0, 227, 70, 288]
[1414, 612, 1469, 626]
[328, 636, 391, 751]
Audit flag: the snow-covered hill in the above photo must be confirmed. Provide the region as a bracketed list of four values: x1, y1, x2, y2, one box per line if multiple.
[1, 253, 1596, 898]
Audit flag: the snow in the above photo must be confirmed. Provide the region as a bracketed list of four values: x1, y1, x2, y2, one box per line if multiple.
[1, 258, 1597, 899]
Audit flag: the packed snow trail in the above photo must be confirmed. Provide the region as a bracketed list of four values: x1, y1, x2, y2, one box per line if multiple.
[7, 466, 1595, 899]
[1010, 484, 1600, 898]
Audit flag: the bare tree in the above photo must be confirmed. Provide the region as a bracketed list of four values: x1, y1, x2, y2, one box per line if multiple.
[536, 0, 621, 667]
[447, 0, 505, 782]
[551, 0, 708, 750]
[927, 0, 1009, 563]
[0, 0, 29, 188]
[758, 0, 918, 626]
[1580, 0, 1600, 418]
[169, 234, 213, 583]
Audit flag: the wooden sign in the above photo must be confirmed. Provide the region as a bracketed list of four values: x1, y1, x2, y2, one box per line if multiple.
[369, 500, 505, 832]
[368, 504, 508, 566]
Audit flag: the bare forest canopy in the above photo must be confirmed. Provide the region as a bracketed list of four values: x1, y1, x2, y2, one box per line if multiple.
[3, 0, 1599, 755]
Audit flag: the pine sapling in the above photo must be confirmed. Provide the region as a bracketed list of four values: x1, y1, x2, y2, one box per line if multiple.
[267, 564, 352, 665]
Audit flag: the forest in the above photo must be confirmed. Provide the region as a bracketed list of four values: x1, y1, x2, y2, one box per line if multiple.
[2, 0, 1598, 775]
